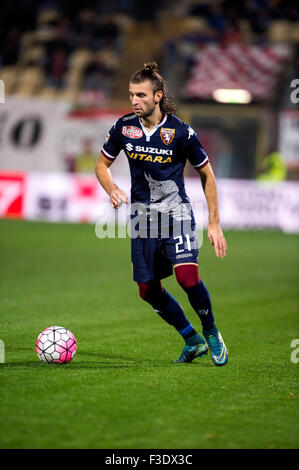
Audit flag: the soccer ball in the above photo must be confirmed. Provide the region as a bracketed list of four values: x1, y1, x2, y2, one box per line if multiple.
[36, 326, 77, 364]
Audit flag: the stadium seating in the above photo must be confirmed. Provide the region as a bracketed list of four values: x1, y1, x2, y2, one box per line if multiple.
[0, 1, 298, 109]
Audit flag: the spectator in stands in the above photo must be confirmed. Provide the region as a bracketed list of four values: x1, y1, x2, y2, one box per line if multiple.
[82, 51, 116, 95]
[208, 2, 228, 35]
[43, 14, 73, 59]
[257, 151, 287, 181]
[40, 13, 74, 88]
[55, 16, 75, 52]
[1, 27, 21, 66]
[74, 138, 97, 173]
[45, 47, 68, 88]
[97, 14, 121, 50]
[248, 6, 272, 42]
[74, 9, 101, 50]
[220, 17, 245, 46]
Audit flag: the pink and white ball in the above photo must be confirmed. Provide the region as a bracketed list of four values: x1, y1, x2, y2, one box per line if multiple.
[36, 326, 77, 364]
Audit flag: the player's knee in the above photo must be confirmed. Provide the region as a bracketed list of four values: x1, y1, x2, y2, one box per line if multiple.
[138, 282, 150, 301]
[174, 264, 201, 290]
[137, 281, 165, 304]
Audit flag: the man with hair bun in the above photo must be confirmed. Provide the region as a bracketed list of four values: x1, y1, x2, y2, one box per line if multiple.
[96, 62, 228, 366]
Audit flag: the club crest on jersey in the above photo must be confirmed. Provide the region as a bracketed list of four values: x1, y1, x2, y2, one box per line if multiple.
[160, 127, 175, 145]
[122, 126, 143, 139]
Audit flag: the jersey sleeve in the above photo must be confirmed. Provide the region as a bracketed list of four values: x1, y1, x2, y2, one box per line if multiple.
[183, 124, 209, 169]
[101, 119, 123, 162]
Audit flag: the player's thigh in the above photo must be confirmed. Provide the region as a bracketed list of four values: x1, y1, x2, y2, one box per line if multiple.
[164, 229, 199, 266]
[131, 236, 172, 283]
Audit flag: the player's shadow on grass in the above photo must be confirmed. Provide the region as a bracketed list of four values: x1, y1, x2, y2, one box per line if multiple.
[1, 360, 214, 369]
[77, 350, 211, 368]
[2, 347, 215, 368]
[0, 360, 136, 369]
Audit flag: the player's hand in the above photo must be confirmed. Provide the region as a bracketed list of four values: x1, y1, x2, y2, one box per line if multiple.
[110, 188, 128, 209]
[207, 223, 227, 258]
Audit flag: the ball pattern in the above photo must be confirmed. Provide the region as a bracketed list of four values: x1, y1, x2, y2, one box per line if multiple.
[36, 326, 77, 364]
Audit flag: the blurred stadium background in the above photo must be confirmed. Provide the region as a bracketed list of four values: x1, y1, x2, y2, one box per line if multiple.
[0, 0, 298, 229]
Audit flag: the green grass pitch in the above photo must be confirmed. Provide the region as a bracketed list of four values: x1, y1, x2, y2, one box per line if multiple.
[0, 219, 298, 449]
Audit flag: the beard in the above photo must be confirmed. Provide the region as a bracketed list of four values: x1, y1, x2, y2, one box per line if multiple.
[134, 101, 157, 118]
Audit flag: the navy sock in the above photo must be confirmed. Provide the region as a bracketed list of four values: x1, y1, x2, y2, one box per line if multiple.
[184, 281, 215, 331]
[139, 283, 195, 339]
[157, 290, 196, 338]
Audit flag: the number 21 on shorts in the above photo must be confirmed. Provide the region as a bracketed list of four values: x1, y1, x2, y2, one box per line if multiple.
[174, 234, 192, 253]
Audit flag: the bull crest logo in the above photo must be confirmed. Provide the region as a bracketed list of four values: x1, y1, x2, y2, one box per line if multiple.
[160, 127, 175, 145]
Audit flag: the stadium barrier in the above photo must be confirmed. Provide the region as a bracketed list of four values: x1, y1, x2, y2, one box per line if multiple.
[1, 171, 298, 233]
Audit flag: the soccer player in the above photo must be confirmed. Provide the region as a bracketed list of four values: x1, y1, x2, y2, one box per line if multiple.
[95, 62, 228, 366]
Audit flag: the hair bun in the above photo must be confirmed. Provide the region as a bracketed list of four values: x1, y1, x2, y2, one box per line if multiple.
[144, 62, 159, 73]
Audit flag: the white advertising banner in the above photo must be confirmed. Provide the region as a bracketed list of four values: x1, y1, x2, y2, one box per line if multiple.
[0, 96, 71, 172]
[0, 98, 129, 176]
[24, 172, 111, 223]
[0, 171, 298, 233]
[185, 178, 299, 233]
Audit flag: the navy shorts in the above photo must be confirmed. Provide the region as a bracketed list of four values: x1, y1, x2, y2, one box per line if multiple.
[131, 228, 199, 283]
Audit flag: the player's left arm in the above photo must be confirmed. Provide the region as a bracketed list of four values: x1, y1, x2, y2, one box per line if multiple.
[196, 163, 227, 258]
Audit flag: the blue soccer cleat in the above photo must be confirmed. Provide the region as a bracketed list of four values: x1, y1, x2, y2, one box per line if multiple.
[203, 326, 228, 366]
[175, 333, 208, 363]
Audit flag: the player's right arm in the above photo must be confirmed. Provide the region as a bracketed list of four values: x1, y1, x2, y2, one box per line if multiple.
[95, 119, 128, 209]
[95, 152, 128, 209]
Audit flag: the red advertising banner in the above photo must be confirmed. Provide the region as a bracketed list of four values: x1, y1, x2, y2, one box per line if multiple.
[0, 172, 25, 218]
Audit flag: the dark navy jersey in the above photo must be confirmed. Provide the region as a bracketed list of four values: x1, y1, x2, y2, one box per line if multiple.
[101, 113, 209, 210]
